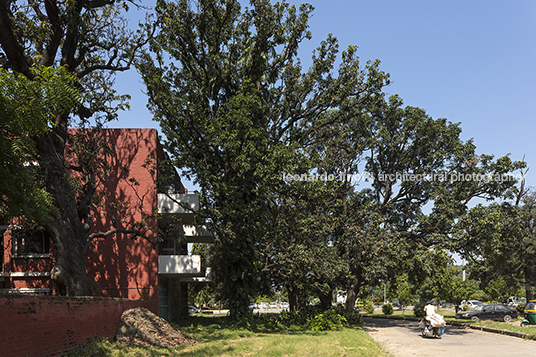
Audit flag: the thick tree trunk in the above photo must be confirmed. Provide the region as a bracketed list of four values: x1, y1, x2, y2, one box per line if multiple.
[345, 277, 361, 311]
[288, 284, 299, 311]
[526, 286, 534, 301]
[318, 289, 332, 311]
[36, 129, 89, 296]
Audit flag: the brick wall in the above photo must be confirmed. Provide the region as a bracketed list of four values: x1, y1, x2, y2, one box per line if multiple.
[0, 294, 158, 357]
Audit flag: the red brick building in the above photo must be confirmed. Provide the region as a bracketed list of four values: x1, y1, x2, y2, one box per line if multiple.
[0, 128, 212, 321]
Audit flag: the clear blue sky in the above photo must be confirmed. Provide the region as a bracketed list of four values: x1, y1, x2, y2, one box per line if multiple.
[111, 0, 536, 191]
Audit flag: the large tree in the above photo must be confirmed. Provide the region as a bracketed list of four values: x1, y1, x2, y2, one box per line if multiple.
[139, 0, 389, 319]
[337, 94, 525, 309]
[0, 0, 151, 295]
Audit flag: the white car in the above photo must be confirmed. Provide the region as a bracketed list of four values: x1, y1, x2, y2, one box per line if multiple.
[249, 303, 257, 309]
[459, 300, 483, 310]
[280, 302, 289, 309]
[257, 302, 269, 309]
[188, 305, 200, 313]
[269, 302, 278, 309]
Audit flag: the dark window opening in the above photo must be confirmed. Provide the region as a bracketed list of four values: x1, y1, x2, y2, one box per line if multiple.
[12, 227, 50, 255]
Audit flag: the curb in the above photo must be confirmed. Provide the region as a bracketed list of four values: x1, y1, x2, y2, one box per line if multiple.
[362, 314, 536, 341]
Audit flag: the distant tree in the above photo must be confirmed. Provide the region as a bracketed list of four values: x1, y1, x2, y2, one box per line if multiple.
[455, 188, 536, 301]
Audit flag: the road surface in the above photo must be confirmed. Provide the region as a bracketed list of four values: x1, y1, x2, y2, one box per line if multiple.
[363, 317, 536, 357]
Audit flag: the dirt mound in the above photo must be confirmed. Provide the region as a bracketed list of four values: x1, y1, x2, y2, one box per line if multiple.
[115, 307, 197, 349]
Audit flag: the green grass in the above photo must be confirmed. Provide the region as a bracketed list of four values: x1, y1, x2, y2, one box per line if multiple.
[67, 314, 391, 357]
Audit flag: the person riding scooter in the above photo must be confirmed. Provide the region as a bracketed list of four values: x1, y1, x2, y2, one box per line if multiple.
[420, 300, 446, 338]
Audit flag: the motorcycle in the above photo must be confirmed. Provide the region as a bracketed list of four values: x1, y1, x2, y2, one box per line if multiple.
[419, 315, 446, 338]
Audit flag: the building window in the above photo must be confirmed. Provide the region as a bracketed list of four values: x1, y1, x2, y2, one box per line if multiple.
[12, 226, 50, 256]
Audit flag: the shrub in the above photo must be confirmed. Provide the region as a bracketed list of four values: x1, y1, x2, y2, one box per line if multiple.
[275, 305, 322, 327]
[333, 305, 362, 326]
[382, 303, 394, 315]
[308, 309, 347, 331]
[413, 299, 426, 318]
[517, 301, 527, 314]
[364, 301, 375, 314]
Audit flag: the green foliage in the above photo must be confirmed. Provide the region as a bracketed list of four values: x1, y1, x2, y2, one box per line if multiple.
[140, 0, 388, 319]
[308, 309, 347, 331]
[413, 300, 426, 318]
[517, 302, 527, 314]
[364, 301, 375, 314]
[0, 67, 80, 223]
[382, 303, 394, 315]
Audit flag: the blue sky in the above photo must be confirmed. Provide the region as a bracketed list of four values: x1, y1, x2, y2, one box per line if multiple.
[111, 0, 536, 191]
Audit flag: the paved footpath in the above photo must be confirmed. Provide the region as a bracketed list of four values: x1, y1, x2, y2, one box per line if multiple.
[363, 317, 536, 357]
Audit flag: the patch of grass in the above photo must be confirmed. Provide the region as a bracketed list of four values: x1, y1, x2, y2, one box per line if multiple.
[68, 315, 390, 357]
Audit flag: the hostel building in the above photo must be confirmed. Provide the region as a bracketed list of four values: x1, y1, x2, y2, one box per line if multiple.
[0, 128, 212, 321]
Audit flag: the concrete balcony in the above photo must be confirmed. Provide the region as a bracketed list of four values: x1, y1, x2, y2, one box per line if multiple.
[180, 225, 214, 243]
[158, 255, 205, 277]
[157, 193, 199, 224]
[180, 268, 214, 283]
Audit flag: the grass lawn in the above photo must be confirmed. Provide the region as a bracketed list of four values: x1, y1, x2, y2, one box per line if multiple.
[68, 315, 391, 357]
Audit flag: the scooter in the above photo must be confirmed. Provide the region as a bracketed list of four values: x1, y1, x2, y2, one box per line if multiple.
[419, 317, 446, 338]
[420, 319, 441, 338]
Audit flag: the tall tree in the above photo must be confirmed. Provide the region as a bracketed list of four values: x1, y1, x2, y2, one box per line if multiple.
[139, 0, 389, 319]
[0, 0, 151, 295]
[338, 95, 525, 309]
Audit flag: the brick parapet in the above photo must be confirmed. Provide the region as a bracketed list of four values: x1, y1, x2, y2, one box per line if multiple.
[0, 294, 158, 357]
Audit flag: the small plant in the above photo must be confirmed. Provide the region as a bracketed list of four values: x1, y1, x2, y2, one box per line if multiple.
[382, 303, 393, 315]
[364, 301, 375, 314]
[308, 309, 347, 331]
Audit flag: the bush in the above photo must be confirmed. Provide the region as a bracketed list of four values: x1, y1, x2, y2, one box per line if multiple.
[382, 303, 394, 315]
[517, 301, 527, 314]
[364, 301, 375, 314]
[308, 309, 347, 331]
[275, 305, 322, 327]
[333, 305, 362, 326]
[413, 299, 426, 318]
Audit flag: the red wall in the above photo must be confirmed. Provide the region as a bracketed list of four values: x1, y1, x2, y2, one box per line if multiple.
[0, 294, 158, 357]
[83, 129, 160, 300]
[2, 129, 161, 300]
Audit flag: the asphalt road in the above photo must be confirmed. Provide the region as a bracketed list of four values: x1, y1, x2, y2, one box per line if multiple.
[363, 317, 536, 357]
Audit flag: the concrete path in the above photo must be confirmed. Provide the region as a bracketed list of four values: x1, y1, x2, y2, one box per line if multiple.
[363, 317, 536, 357]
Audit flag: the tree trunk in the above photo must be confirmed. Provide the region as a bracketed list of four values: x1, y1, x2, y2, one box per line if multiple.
[319, 289, 332, 311]
[288, 284, 299, 311]
[345, 277, 361, 311]
[36, 129, 89, 296]
[526, 286, 534, 301]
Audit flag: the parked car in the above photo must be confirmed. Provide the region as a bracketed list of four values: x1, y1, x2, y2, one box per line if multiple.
[257, 302, 269, 309]
[459, 300, 484, 310]
[249, 303, 257, 309]
[508, 297, 527, 307]
[269, 302, 278, 309]
[188, 305, 200, 313]
[455, 304, 517, 322]
[280, 302, 290, 309]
